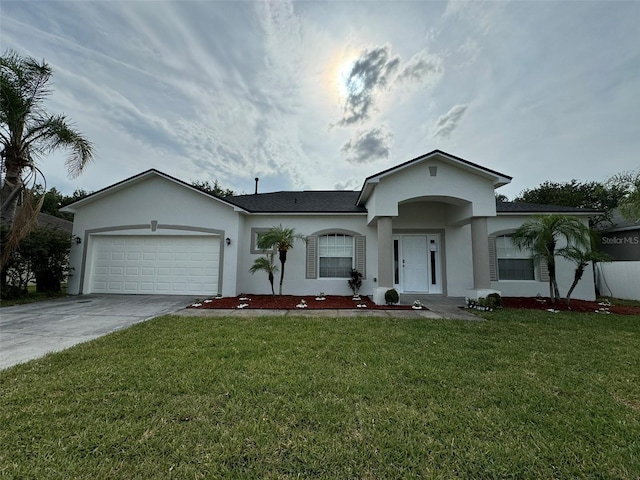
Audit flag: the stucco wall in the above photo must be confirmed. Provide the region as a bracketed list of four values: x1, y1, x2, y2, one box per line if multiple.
[66, 175, 241, 296]
[238, 214, 374, 296]
[487, 215, 596, 301]
[366, 158, 497, 223]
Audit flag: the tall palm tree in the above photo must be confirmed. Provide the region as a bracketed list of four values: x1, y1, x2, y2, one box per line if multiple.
[512, 214, 590, 303]
[257, 224, 305, 295]
[1, 50, 94, 266]
[249, 254, 279, 295]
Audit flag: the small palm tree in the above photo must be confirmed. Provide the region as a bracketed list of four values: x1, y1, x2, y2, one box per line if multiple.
[512, 214, 590, 303]
[257, 224, 305, 295]
[560, 245, 610, 306]
[249, 254, 279, 295]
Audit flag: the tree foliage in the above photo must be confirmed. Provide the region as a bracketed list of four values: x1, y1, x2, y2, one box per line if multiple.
[512, 215, 591, 303]
[32, 185, 91, 221]
[1, 49, 93, 268]
[257, 225, 305, 295]
[514, 179, 626, 228]
[249, 254, 279, 295]
[191, 180, 234, 198]
[606, 170, 640, 221]
[1, 226, 71, 298]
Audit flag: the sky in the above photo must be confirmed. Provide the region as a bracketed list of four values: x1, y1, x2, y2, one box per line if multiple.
[1, 0, 639, 200]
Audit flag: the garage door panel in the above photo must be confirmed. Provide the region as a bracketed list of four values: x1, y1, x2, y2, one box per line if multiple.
[90, 235, 219, 295]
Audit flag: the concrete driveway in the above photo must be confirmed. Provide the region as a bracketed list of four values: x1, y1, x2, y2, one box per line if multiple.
[0, 294, 195, 370]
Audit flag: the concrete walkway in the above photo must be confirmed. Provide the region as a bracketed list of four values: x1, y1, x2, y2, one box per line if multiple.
[1, 294, 480, 370]
[0, 294, 194, 370]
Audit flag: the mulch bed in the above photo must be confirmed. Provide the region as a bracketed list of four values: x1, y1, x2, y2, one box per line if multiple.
[502, 297, 640, 315]
[188, 295, 416, 310]
[187, 294, 640, 315]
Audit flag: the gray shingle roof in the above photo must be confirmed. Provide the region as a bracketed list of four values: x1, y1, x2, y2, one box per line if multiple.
[497, 202, 600, 213]
[37, 213, 73, 233]
[227, 191, 366, 213]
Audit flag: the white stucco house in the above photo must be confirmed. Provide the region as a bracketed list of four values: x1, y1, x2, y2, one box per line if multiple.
[62, 150, 598, 303]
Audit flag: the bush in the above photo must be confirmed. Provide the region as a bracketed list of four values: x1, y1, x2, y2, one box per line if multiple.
[487, 292, 503, 308]
[348, 269, 363, 296]
[385, 288, 399, 305]
[1, 227, 71, 297]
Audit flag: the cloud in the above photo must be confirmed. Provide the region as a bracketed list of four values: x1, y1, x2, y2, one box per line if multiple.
[334, 178, 361, 191]
[431, 104, 468, 139]
[341, 126, 394, 164]
[337, 45, 400, 126]
[396, 50, 444, 88]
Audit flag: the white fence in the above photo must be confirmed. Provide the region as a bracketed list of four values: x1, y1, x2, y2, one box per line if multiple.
[596, 262, 640, 301]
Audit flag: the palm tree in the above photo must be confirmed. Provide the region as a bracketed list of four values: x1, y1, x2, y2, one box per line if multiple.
[512, 214, 590, 303]
[249, 254, 279, 295]
[257, 224, 305, 295]
[1, 50, 94, 266]
[560, 245, 610, 306]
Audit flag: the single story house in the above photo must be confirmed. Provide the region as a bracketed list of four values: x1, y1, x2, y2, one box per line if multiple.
[62, 150, 598, 303]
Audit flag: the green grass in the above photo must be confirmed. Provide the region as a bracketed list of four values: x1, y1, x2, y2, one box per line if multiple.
[1, 311, 639, 479]
[0, 284, 67, 307]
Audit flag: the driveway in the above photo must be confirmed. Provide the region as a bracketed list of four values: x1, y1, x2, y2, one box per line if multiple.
[0, 294, 194, 370]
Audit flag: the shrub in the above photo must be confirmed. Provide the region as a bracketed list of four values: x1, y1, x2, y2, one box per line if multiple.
[487, 292, 503, 308]
[347, 269, 363, 296]
[385, 288, 399, 305]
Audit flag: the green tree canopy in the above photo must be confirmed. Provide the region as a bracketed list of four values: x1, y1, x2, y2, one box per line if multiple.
[514, 179, 626, 229]
[191, 179, 234, 198]
[606, 170, 640, 222]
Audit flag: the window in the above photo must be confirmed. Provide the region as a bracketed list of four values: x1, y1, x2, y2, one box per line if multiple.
[319, 234, 353, 278]
[250, 228, 276, 254]
[496, 235, 534, 280]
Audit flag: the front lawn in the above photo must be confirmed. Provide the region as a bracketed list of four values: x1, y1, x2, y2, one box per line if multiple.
[1, 311, 639, 478]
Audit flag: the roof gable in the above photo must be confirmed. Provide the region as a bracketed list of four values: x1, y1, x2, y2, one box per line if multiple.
[61, 169, 244, 213]
[357, 150, 512, 205]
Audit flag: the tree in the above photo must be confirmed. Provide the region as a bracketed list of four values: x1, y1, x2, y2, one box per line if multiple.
[191, 179, 234, 198]
[257, 224, 305, 295]
[606, 170, 640, 222]
[560, 245, 610, 306]
[512, 214, 591, 303]
[1, 50, 93, 267]
[514, 179, 626, 229]
[249, 254, 279, 295]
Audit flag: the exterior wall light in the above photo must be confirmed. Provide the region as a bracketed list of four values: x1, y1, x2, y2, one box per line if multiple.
[226, 237, 231, 246]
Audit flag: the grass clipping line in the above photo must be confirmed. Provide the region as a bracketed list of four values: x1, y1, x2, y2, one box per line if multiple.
[1, 312, 639, 478]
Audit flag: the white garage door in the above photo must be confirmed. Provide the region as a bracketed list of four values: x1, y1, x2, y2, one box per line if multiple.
[90, 235, 220, 295]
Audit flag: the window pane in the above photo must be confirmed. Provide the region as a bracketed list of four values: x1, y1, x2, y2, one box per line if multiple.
[498, 258, 535, 280]
[319, 257, 352, 278]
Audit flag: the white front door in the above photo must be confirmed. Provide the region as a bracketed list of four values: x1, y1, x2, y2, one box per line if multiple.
[402, 236, 429, 292]
[395, 234, 442, 294]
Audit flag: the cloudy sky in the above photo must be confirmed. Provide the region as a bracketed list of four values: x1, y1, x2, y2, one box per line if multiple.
[2, 0, 639, 199]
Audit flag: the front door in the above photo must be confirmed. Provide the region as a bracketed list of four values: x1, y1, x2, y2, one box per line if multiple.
[403, 236, 429, 291]
[394, 234, 442, 294]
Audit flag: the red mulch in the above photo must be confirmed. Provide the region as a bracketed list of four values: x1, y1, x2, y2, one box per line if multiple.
[188, 294, 640, 315]
[502, 297, 640, 315]
[189, 295, 415, 310]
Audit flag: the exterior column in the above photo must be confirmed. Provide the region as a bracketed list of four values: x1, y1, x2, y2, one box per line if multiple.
[470, 216, 490, 290]
[374, 216, 393, 304]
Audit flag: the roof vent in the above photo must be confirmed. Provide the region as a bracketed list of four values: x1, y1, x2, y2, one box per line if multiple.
[254, 177, 259, 194]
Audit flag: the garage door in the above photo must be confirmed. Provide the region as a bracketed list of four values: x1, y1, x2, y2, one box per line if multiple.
[90, 235, 219, 295]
